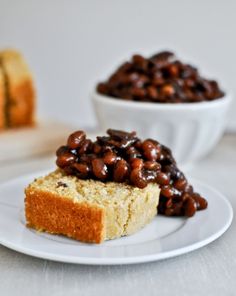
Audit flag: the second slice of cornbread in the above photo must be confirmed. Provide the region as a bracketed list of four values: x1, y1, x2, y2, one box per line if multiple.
[0, 49, 35, 127]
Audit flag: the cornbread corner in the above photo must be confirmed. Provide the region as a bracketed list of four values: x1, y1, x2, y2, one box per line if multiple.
[25, 169, 160, 243]
[0, 49, 35, 127]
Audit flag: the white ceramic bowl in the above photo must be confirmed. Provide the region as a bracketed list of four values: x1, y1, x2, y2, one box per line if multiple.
[92, 91, 232, 165]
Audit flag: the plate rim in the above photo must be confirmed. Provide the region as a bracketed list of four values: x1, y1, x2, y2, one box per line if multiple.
[0, 172, 233, 265]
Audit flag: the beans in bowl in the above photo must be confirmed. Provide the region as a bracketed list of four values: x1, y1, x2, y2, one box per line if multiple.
[97, 51, 224, 103]
[56, 129, 208, 217]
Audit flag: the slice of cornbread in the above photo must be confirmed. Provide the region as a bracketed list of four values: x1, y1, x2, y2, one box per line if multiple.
[0, 49, 35, 127]
[25, 169, 160, 243]
[0, 66, 5, 129]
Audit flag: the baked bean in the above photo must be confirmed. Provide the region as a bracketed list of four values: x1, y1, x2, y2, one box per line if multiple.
[142, 140, 159, 161]
[185, 184, 194, 194]
[56, 146, 68, 157]
[165, 208, 174, 216]
[168, 64, 179, 78]
[67, 131, 86, 149]
[126, 146, 141, 159]
[151, 51, 174, 61]
[91, 159, 108, 180]
[117, 62, 132, 73]
[192, 193, 208, 210]
[132, 54, 148, 71]
[130, 168, 147, 189]
[78, 139, 92, 155]
[113, 159, 129, 182]
[184, 78, 195, 88]
[144, 161, 161, 171]
[131, 87, 146, 98]
[161, 186, 174, 198]
[97, 83, 109, 94]
[56, 152, 76, 168]
[165, 199, 173, 209]
[147, 86, 158, 100]
[128, 72, 140, 83]
[152, 76, 165, 86]
[130, 158, 143, 169]
[182, 192, 191, 201]
[163, 164, 181, 180]
[171, 201, 183, 216]
[174, 178, 187, 191]
[73, 163, 90, 178]
[134, 140, 142, 149]
[80, 153, 96, 163]
[156, 172, 170, 185]
[184, 197, 197, 217]
[93, 143, 102, 154]
[161, 185, 180, 198]
[63, 166, 74, 175]
[103, 151, 117, 165]
[160, 84, 175, 97]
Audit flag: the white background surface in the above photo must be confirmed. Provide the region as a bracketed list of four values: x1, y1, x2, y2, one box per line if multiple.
[0, 2, 236, 295]
[0, 0, 236, 129]
[0, 133, 235, 295]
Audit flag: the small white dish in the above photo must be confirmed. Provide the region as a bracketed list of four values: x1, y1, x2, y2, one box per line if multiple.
[92, 92, 232, 165]
[0, 171, 233, 265]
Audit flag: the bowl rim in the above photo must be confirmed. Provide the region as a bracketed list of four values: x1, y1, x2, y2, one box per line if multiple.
[92, 90, 232, 110]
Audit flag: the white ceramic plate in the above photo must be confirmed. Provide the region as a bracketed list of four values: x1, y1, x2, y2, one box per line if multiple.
[0, 171, 233, 265]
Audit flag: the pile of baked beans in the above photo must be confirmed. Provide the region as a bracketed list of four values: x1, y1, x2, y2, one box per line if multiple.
[56, 129, 207, 217]
[97, 51, 224, 103]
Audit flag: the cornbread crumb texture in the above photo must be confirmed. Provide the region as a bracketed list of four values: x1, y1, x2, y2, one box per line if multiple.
[25, 169, 160, 243]
[0, 49, 35, 128]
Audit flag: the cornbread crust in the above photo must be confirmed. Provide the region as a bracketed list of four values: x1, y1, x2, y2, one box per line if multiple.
[25, 169, 160, 243]
[25, 190, 105, 243]
[0, 67, 5, 129]
[0, 49, 35, 127]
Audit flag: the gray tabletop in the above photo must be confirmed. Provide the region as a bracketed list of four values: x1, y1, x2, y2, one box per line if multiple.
[0, 134, 235, 296]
